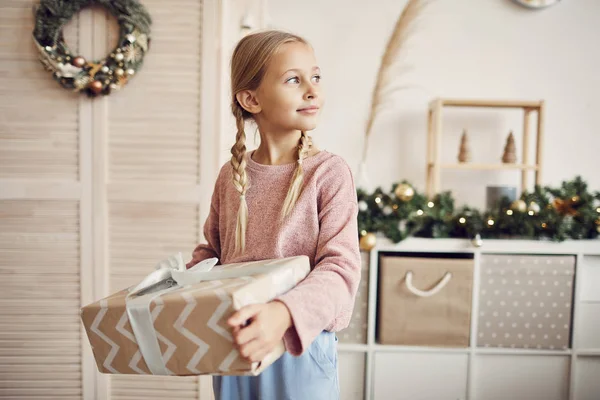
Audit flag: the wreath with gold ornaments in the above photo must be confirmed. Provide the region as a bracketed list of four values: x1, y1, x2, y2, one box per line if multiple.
[32, 0, 152, 97]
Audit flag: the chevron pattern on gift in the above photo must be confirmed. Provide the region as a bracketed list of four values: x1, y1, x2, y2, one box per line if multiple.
[90, 299, 121, 374]
[81, 256, 311, 376]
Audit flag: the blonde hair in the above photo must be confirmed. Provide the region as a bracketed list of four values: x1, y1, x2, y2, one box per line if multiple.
[230, 30, 313, 255]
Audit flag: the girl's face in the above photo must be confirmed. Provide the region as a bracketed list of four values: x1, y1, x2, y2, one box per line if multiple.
[254, 41, 324, 133]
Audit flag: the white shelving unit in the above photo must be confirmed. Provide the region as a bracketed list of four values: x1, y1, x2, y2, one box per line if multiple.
[337, 237, 600, 400]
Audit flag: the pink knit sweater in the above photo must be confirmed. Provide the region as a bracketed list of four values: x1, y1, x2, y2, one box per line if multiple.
[186, 149, 361, 356]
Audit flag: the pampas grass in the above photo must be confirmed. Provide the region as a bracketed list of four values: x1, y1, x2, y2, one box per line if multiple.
[357, 0, 429, 189]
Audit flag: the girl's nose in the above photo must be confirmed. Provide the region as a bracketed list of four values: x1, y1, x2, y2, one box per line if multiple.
[304, 86, 318, 100]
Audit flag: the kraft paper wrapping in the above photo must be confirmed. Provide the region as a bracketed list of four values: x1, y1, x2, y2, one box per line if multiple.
[80, 255, 310, 376]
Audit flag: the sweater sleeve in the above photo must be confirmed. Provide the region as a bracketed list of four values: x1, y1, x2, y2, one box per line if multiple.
[185, 169, 222, 269]
[274, 160, 361, 356]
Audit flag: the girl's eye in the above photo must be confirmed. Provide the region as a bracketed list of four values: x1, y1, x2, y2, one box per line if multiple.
[285, 75, 321, 84]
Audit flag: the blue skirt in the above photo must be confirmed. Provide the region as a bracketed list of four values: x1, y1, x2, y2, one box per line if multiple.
[213, 330, 339, 400]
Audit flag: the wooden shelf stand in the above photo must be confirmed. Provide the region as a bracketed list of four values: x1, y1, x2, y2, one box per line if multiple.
[426, 98, 546, 198]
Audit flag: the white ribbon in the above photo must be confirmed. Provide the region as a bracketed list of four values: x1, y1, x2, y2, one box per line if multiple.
[124, 253, 285, 375]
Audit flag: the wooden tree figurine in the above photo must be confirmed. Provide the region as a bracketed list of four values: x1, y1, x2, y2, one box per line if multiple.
[502, 131, 517, 163]
[457, 129, 471, 163]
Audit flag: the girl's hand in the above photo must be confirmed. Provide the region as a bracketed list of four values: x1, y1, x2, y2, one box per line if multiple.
[227, 300, 292, 363]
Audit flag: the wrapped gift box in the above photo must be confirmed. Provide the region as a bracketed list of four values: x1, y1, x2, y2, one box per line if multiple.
[80, 254, 310, 376]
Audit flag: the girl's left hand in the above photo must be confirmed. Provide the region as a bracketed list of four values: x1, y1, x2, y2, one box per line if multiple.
[227, 300, 292, 363]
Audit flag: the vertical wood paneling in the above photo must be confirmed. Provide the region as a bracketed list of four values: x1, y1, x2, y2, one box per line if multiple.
[109, 202, 199, 291]
[0, 0, 223, 398]
[0, 200, 81, 399]
[0, 0, 84, 398]
[0, 1, 80, 180]
[107, 0, 203, 184]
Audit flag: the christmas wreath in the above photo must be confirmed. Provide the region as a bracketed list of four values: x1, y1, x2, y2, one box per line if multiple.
[32, 0, 152, 96]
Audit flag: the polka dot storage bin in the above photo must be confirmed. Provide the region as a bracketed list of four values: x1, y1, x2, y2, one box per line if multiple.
[477, 254, 575, 350]
[339, 251, 370, 344]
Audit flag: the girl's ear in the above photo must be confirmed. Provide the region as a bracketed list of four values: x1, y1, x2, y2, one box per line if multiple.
[236, 90, 262, 114]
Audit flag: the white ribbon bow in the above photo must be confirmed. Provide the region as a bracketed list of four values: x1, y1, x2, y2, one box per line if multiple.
[128, 253, 219, 297]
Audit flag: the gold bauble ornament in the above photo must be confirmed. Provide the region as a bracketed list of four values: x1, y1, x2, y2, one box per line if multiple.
[394, 183, 414, 202]
[510, 199, 527, 213]
[595, 218, 600, 226]
[528, 201, 540, 212]
[528, 201, 541, 215]
[359, 232, 377, 251]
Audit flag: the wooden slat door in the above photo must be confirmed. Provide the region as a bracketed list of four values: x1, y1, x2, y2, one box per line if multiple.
[0, 0, 231, 398]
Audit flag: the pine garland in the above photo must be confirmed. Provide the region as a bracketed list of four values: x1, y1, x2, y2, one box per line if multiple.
[357, 176, 600, 242]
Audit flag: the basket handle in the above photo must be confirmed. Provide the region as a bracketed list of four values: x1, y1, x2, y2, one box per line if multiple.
[404, 271, 452, 297]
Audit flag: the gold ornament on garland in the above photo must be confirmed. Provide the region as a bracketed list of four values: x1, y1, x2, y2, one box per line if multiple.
[528, 201, 540, 215]
[359, 232, 377, 251]
[395, 183, 415, 202]
[510, 199, 527, 212]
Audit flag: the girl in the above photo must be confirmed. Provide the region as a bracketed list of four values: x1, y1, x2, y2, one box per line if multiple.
[186, 29, 361, 400]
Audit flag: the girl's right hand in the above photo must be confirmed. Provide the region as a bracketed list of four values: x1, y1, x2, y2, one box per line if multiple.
[228, 301, 292, 363]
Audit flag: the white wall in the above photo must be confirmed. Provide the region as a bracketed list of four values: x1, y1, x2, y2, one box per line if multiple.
[264, 0, 600, 209]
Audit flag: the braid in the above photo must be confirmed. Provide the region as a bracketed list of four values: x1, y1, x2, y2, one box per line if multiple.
[230, 104, 250, 255]
[281, 131, 311, 219]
